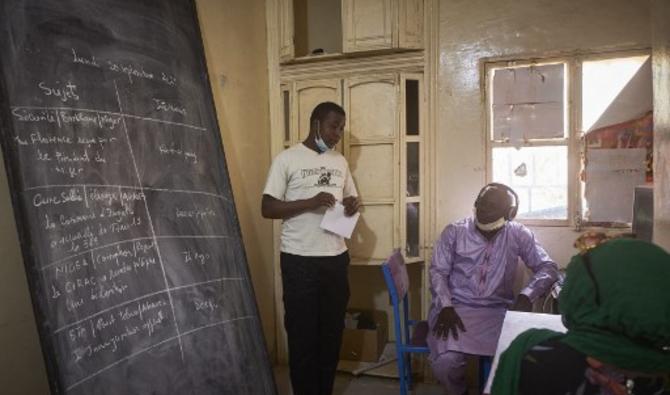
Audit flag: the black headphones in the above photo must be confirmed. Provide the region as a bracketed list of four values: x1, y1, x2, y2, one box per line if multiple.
[474, 183, 519, 221]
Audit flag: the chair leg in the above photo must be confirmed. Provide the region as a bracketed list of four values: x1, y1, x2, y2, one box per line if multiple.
[406, 353, 413, 390]
[398, 352, 408, 395]
[478, 356, 493, 394]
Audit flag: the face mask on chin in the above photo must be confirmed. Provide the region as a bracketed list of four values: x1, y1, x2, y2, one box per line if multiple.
[314, 128, 330, 153]
[476, 217, 507, 232]
[473, 207, 507, 232]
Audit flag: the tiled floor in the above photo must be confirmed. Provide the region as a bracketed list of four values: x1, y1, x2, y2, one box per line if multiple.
[274, 365, 445, 395]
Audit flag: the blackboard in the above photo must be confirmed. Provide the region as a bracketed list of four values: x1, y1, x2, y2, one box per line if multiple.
[0, 1, 276, 394]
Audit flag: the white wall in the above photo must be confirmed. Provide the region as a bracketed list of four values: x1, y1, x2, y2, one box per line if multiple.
[436, 0, 652, 267]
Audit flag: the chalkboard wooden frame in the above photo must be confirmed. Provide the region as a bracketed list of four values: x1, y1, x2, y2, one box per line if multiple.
[0, 1, 276, 394]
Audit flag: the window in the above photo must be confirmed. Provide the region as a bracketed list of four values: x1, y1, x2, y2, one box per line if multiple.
[487, 62, 569, 222]
[486, 51, 652, 226]
[403, 77, 423, 259]
[580, 55, 652, 225]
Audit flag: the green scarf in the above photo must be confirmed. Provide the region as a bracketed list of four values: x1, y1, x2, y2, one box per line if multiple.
[491, 239, 670, 395]
[491, 328, 563, 395]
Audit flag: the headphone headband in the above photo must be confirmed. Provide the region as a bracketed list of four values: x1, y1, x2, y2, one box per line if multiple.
[475, 183, 519, 221]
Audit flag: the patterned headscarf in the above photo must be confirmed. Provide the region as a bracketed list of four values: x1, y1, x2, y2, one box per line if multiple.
[492, 239, 670, 395]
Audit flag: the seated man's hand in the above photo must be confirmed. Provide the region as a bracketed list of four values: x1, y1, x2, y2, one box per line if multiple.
[511, 294, 533, 312]
[342, 196, 360, 216]
[432, 306, 466, 340]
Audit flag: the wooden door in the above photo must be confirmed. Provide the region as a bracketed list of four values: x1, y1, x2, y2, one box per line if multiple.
[343, 74, 400, 262]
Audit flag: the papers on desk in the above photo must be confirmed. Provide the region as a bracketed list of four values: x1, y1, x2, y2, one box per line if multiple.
[320, 201, 360, 239]
[484, 311, 567, 394]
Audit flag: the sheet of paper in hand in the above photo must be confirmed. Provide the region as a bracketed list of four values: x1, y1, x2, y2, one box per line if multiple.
[320, 201, 360, 239]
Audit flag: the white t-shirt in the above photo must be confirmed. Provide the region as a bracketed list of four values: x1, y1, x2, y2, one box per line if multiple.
[263, 143, 358, 256]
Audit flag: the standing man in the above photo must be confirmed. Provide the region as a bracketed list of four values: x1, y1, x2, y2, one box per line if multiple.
[428, 183, 558, 395]
[262, 102, 360, 395]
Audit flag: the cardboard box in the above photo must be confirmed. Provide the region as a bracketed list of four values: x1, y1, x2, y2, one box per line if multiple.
[339, 310, 388, 362]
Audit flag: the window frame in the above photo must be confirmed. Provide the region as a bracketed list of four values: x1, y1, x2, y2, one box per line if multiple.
[484, 48, 651, 228]
[400, 73, 425, 263]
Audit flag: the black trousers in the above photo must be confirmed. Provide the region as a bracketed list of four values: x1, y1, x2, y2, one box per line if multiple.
[280, 251, 350, 395]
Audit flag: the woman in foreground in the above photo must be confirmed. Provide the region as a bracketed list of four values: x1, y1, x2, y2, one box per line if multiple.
[491, 238, 670, 395]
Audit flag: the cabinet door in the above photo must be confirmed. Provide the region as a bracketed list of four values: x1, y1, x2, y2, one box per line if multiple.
[399, 0, 423, 49]
[342, 0, 395, 53]
[343, 74, 400, 261]
[279, 0, 294, 62]
[294, 79, 342, 142]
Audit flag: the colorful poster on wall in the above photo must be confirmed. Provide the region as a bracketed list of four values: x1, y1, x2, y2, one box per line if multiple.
[584, 111, 653, 182]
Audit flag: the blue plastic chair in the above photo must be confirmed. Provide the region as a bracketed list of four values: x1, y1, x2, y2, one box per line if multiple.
[381, 251, 430, 395]
[382, 251, 492, 395]
[479, 356, 492, 394]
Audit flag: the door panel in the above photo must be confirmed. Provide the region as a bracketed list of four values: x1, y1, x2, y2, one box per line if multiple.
[295, 79, 342, 141]
[279, 0, 295, 61]
[342, 0, 394, 52]
[349, 144, 395, 200]
[348, 204, 395, 260]
[346, 76, 398, 142]
[399, 0, 423, 49]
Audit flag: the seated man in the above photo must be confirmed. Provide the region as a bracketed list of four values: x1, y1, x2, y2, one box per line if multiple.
[428, 183, 559, 395]
[492, 238, 670, 395]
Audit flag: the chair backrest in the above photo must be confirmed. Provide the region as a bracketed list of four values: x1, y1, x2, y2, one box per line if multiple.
[384, 249, 409, 301]
[382, 250, 430, 349]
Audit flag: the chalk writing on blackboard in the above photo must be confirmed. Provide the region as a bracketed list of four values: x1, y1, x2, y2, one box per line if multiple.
[0, 1, 275, 394]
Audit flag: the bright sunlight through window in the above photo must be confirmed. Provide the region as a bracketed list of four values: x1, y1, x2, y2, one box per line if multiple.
[581, 55, 650, 132]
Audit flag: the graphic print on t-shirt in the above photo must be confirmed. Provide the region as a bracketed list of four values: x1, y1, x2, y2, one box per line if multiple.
[301, 166, 343, 188]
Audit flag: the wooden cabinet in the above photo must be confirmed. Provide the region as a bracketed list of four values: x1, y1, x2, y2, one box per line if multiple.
[271, 45, 431, 363]
[280, 71, 424, 264]
[342, 0, 395, 52]
[342, 0, 424, 53]
[277, 0, 424, 61]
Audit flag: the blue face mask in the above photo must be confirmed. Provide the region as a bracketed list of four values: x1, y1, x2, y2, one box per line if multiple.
[314, 128, 330, 153]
